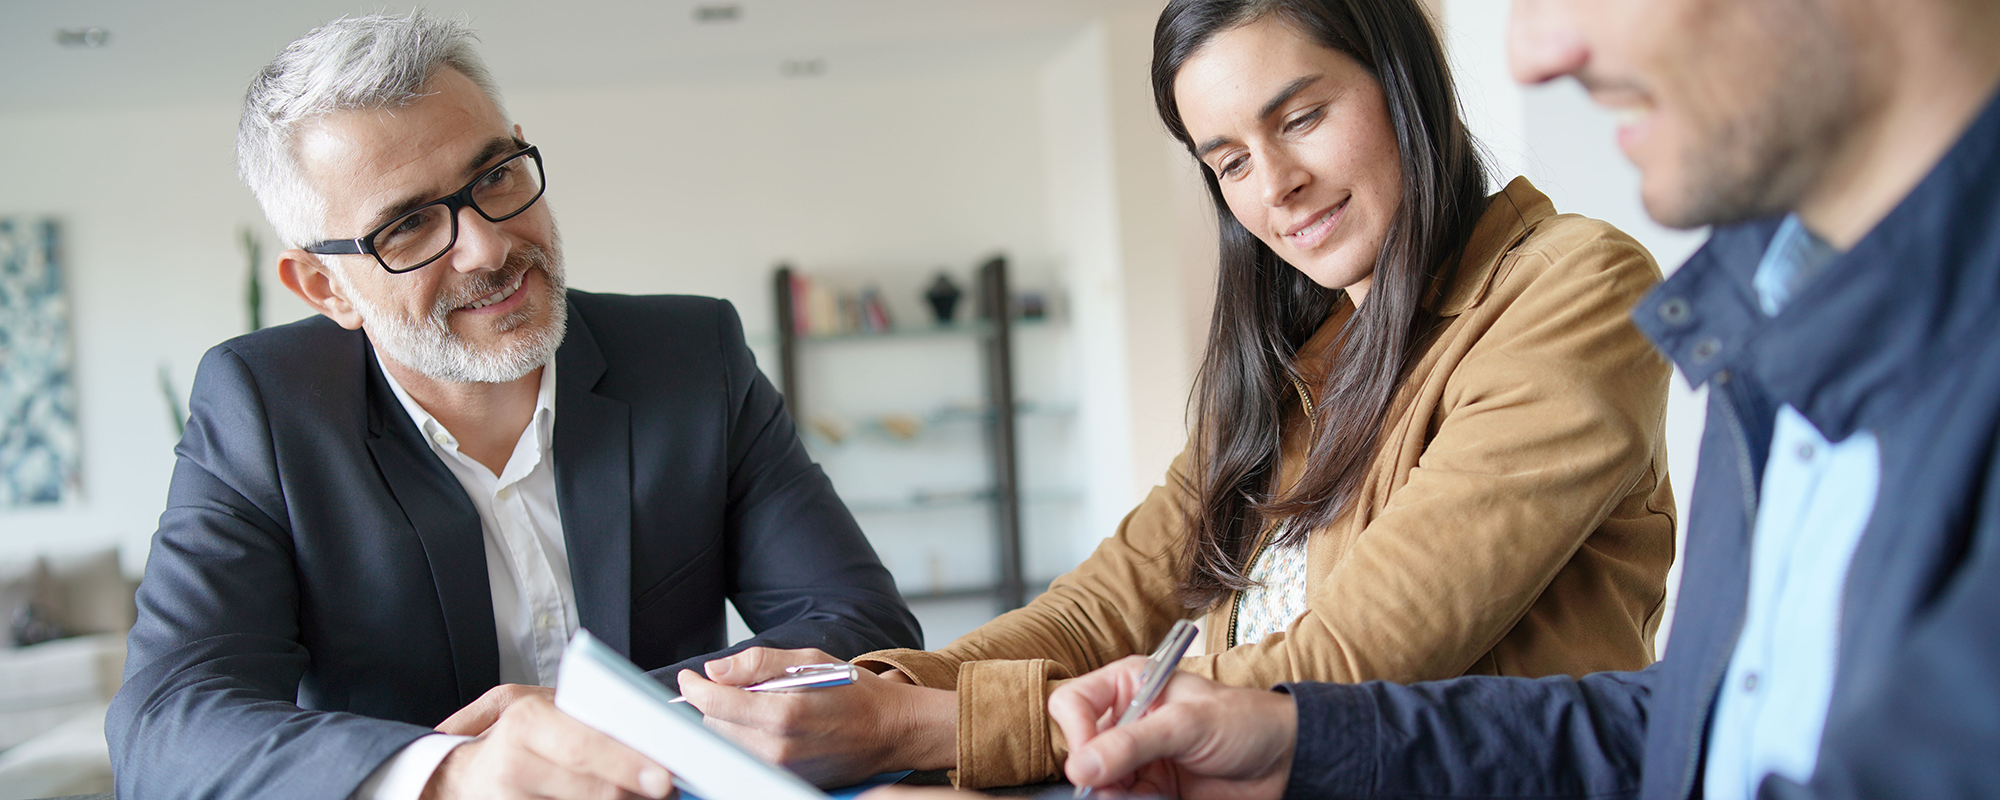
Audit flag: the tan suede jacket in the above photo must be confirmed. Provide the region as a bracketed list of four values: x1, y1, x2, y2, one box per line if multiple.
[855, 178, 1678, 788]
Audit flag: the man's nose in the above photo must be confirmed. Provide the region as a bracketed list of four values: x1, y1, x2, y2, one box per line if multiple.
[1507, 0, 1589, 85]
[446, 205, 509, 273]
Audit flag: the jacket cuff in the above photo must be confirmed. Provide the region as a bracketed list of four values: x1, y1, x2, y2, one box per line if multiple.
[952, 659, 1062, 789]
[852, 648, 961, 689]
[1277, 682, 1378, 799]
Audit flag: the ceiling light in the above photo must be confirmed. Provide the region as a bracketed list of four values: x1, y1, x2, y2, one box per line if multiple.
[55, 27, 111, 48]
[694, 4, 742, 23]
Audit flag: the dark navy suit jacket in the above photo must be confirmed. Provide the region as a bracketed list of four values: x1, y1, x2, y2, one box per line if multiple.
[107, 291, 921, 799]
[1278, 90, 2000, 798]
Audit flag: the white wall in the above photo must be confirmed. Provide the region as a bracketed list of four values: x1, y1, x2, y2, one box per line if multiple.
[0, 99, 293, 570]
[1038, 14, 1212, 566]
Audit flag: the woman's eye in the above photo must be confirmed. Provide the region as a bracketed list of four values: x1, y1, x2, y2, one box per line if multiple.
[1284, 108, 1324, 134]
[1217, 155, 1249, 178]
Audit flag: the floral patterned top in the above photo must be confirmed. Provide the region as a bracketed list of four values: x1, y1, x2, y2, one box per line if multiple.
[1233, 528, 1310, 646]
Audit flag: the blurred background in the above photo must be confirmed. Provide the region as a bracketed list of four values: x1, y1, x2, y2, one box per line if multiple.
[0, 1, 1707, 795]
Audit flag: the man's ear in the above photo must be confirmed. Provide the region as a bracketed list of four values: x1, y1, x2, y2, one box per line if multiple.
[279, 249, 364, 330]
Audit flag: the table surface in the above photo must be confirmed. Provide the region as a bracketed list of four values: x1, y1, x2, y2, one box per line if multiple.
[39, 773, 1071, 799]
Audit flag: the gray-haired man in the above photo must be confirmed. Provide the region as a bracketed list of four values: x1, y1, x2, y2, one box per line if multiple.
[108, 12, 920, 800]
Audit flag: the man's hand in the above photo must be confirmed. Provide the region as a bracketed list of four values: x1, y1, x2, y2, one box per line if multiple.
[421, 687, 673, 800]
[1050, 656, 1296, 800]
[436, 684, 554, 736]
[677, 647, 956, 787]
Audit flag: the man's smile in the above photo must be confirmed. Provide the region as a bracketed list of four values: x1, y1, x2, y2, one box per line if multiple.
[458, 270, 527, 314]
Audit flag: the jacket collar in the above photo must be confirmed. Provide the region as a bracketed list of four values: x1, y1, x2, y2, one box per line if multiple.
[1434, 175, 1556, 316]
[547, 294, 637, 658]
[1635, 86, 2000, 441]
[1295, 176, 1556, 367]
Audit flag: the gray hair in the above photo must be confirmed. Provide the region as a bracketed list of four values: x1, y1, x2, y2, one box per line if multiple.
[237, 11, 506, 247]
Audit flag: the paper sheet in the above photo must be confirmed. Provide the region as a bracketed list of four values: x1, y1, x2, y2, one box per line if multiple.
[555, 630, 832, 800]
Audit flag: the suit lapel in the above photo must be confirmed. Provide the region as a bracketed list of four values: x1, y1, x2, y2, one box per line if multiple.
[362, 346, 500, 707]
[552, 302, 636, 657]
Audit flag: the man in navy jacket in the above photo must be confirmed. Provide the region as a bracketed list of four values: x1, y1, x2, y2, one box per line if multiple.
[108, 12, 919, 800]
[1023, 1, 2000, 799]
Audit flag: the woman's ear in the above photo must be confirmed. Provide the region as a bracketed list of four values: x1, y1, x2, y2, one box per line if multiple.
[278, 249, 364, 330]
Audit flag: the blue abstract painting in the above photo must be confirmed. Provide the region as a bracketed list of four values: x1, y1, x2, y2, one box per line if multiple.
[0, 217, 81, 506]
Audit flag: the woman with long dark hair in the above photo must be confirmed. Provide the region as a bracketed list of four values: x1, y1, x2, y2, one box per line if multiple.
[683, 0, 1675, 789]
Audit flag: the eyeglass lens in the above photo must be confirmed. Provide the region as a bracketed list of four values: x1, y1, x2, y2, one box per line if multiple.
[376, 150, 544, 272]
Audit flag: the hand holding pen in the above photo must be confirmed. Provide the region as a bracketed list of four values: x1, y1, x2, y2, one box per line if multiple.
[1069, 619, 1198, 798]
[1048, 620, 1298, 800]
[666, 663, 859, 703]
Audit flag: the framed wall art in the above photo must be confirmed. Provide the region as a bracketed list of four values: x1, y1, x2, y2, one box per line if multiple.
[0, 217, 81, 507]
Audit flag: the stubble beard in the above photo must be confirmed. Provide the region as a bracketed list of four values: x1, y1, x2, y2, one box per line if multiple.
[1649, 0, 1858, 229]
[343, 239, 569, 384]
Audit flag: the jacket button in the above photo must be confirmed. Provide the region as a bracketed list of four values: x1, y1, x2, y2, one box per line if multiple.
[1658, 297, 1692, 325]
[1691, 338, 1722, 363]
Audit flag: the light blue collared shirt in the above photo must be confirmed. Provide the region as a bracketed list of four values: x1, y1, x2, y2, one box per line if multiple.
[1702, 215, 1878, 800]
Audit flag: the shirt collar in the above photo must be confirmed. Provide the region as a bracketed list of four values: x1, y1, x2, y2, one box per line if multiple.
[379, 360, 559, 455]
[1751, 214, 1842, 316]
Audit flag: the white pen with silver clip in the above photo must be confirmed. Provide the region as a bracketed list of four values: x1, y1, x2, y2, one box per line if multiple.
[666, 662, 859, 703]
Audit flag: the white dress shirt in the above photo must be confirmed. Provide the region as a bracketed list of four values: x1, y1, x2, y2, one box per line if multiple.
[353, 362, 580, 800]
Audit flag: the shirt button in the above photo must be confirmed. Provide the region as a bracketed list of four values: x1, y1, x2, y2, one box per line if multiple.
[1797, 443, 1816, 461]
[535, 613, 552, 629]
[1742, 672, 1760, 692]
[432, 431, 453, 447]
[497, 486, 514, 501]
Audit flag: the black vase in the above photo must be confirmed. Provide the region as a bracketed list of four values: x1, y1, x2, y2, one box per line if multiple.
[925, 273, 963, 324]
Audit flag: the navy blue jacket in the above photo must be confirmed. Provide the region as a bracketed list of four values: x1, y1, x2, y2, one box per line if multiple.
[1280, 90, 2000, 799]
[108, 292, 921, 800]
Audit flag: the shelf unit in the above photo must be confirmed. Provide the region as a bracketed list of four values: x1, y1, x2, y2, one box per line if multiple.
[773, 256, 1029, 611]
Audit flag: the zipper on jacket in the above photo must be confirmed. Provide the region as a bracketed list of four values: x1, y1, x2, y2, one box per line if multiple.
[1226, 378, 1318, 649]
[1226, 523, 1278, 650]
[1676, 372, 1760, 799]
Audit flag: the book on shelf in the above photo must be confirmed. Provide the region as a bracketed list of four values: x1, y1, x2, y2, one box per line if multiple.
[787, 272, 892, 337]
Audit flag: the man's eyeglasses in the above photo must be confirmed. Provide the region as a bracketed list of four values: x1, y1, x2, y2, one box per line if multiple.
[304, 144, 546, 275]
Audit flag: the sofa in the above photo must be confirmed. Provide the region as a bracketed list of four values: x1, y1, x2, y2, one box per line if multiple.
[0, 548, 134, 800]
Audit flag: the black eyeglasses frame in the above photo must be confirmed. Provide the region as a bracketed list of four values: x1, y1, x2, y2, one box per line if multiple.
[302, 144, 546, 275]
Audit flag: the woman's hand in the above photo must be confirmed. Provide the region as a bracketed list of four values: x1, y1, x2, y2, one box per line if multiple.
[1050, 656, 1296, 800]
[677, 647, 957, 787]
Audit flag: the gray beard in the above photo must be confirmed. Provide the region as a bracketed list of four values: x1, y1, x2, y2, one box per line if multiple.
[346, 243, 569, 384]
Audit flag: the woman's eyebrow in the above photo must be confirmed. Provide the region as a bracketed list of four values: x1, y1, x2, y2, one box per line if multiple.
[1193, 73, 1326, 159]
[1258, 74, 1324, 120]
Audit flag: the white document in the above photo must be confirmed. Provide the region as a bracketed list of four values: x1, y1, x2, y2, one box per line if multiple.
[555, 629, 830, 800]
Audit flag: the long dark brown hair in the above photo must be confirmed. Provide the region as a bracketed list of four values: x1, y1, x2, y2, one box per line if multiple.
[1155, 0, 1491, 609]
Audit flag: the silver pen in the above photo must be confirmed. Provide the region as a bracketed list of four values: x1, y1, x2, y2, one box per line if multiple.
[1073, 618, 1199, 798]
[666, 662, 859, 703]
